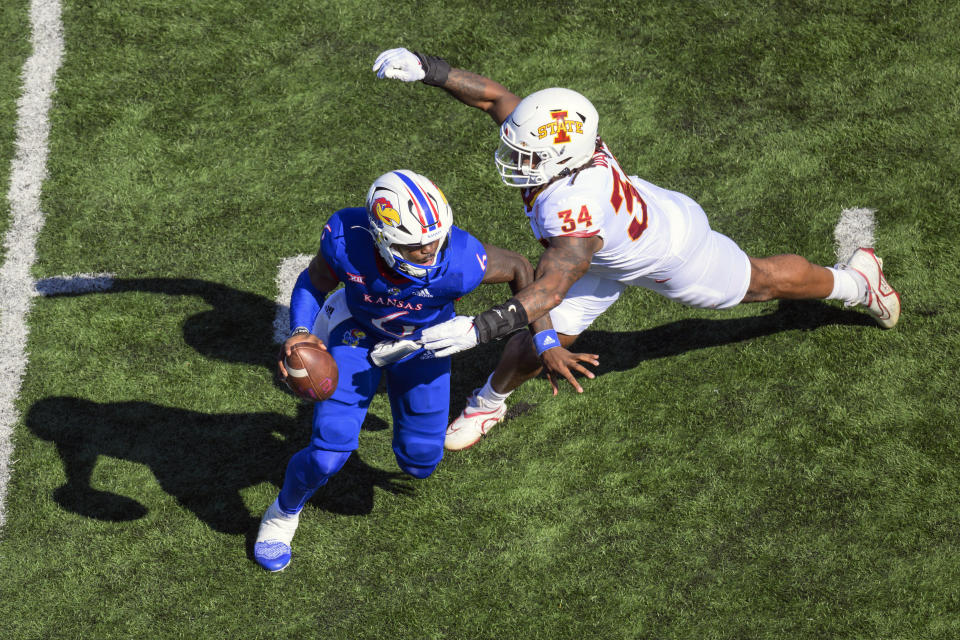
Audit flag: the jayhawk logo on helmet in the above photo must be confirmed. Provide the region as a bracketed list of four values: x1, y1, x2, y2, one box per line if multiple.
[372, 197, 402, 228]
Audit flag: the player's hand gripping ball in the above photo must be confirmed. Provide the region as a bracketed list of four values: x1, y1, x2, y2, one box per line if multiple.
[284, 342, 338, 401]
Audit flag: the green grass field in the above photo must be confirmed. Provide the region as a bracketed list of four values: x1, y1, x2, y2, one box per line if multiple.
[0, 0, 29, 264]
[2, 1, 959, 638]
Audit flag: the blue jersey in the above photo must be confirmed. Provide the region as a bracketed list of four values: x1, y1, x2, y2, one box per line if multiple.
[320, 207, 488, 341]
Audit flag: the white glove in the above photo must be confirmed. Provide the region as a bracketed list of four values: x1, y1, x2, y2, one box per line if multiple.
[370, 339, 422, 366]
[372, 48, 425, 82]
[418, 315, 478, 357]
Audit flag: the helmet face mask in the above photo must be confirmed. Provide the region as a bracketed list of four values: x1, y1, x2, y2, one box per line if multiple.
[391, 237, 445, 277]
[495, 138, 546, 187]
[495, 87, 599, 188]
[365, 170, 453, 284]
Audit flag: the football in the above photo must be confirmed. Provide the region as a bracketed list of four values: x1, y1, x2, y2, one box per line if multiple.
[283, 342, 338, 401]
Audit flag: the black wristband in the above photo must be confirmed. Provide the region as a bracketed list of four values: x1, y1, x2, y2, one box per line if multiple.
[474, 298, 529, 343]
[413, 51, 451, 87]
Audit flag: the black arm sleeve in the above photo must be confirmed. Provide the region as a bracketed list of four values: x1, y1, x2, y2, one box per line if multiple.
[473, 298, 529, 343]
[413, 51, 451, 87]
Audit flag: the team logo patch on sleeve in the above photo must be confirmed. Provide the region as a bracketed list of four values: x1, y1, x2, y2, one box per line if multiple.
[342, 328, 366, 347]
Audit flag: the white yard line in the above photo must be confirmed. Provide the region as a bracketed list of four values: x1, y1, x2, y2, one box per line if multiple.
[835, 207, 876, 263]
[273, 255, 312, 344]
[0, 0, 64, 532]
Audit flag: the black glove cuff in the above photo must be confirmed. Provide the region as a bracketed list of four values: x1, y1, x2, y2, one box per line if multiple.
[413, 51, 451, 87]
[474, 298, 529, 343]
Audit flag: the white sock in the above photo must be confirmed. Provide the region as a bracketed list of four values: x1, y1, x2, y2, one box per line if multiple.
[473, 373, 511, 409]
[826, 266, 867, 305]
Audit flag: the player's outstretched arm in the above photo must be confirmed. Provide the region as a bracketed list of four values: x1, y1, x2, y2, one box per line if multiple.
[513, 235, 601, 325]
[372, 47, 520, 125]
[520, 237, 601, 393]
[480, 241, 601, 392]
[419, 235, 601, 358]
[441, 68, 520, 125]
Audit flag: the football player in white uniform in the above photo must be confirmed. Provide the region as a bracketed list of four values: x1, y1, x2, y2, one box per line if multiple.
[372, 48, 901, 451]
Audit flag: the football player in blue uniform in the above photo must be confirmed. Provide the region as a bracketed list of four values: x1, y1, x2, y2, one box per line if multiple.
[254, 169, 544, 572]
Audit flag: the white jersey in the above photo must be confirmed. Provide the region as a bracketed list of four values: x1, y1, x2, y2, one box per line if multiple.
[520, 140, 751, 333]
[521, 140, 700, 282]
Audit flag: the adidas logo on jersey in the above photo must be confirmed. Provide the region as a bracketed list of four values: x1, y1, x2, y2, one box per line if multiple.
[413, 288, 433, 298]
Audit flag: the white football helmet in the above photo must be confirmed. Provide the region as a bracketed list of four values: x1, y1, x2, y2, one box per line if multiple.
[365, 170, 453, 283]
[495, 87, 600, 187]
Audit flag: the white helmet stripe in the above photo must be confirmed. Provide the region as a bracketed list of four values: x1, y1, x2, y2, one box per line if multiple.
[394, 170, 438, 228]
[403, 184, 427, 227]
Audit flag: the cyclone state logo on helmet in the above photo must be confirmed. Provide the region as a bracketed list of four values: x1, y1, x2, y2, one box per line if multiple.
[495, 87, 599, 188]
[536, 110, 584, 144]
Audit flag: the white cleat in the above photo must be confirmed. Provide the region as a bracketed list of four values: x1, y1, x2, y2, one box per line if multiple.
[254, 499, 300, 572]
[841, 248, 901, 329]
[445, 391, 507, 451]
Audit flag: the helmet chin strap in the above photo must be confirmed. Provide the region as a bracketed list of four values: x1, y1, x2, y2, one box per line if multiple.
[393, 240, 447, 284]
[392, 254, 443, 286]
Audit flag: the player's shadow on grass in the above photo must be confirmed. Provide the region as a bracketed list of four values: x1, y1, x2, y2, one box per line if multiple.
[92, 277, 397, 421]
[29, 277, 405, 535]
[26, 398, 410, 535]
[40, 276, 287, 374]
[449, 298, 873, 404]
[576, 299, 874, 375]
[32, 280, 863, 533]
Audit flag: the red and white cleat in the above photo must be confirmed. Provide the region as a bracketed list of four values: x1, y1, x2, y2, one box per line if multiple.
[445, 391, 508, 451]
[842, 248, 901, 329]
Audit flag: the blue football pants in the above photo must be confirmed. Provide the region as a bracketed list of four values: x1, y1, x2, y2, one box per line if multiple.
[278, 318, 450, 513]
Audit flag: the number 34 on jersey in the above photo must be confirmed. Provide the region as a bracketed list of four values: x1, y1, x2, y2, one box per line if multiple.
[554, 166, 649, 240]
[557, 206, 594, 233]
